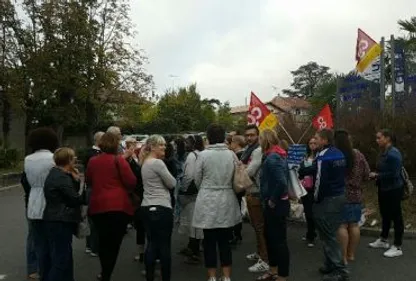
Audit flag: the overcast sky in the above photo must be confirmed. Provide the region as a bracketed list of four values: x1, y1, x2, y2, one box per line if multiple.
[131, 0, 415, 106]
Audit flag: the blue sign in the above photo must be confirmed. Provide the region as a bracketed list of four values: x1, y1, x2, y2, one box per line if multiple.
[287, 144, 307, 165]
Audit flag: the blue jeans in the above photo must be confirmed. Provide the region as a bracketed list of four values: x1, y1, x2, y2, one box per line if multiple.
[142, 206, 173, 281]
[27, 219, 38, 275]
[33, 220, 76, 281]
[313, 195, 348, 275]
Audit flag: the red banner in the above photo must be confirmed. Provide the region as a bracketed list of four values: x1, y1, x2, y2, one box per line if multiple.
[312, 104, 333, 130]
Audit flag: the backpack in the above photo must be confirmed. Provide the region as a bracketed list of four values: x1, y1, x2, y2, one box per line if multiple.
[402, 167, 414, 200]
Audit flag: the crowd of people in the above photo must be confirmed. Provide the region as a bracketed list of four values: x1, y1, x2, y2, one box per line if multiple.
[21, 123, 406, 281]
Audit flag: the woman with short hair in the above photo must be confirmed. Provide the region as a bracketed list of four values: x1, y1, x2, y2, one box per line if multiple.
[41, 147, 85, 281]
[369, 129, 405, 258]
[86, 132, 137, 281]
[192, 124, 241, 281]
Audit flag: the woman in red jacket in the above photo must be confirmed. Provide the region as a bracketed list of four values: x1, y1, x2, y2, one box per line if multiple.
[86, 132, 137, 281]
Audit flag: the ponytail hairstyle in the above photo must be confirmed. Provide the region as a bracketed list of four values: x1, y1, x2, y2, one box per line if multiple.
[139, 135, 166, 165]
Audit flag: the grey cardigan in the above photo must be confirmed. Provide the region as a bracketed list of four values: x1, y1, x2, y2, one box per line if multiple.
[192, 144, 242, 229]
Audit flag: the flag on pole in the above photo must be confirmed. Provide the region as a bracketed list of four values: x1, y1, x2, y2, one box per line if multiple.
[247, 92, 278, 131]
[356, 28, 382, 73]
[312, 104, 333, 130]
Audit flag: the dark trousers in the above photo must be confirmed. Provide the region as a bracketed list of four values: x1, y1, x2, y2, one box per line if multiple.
[203, 228, 233, 268]
[313, 195, 348, 275]
[133, 208, 146, 246]
[141, 206, 173, 281]
[188, 237, 201, 256]
[379, 188, 404, 246]
[232, 193, 244, 240]
[301, 190, 317, 242]
[264, 207, 290, 278]
[33, 220, 76, 281]
[86, 216, 99, 253]
[26, 219, 38, 275]
[92, 212, 130, 281]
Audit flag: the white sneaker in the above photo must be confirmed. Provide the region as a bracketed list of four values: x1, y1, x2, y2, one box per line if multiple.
[383, 246, 403, 258]
[207, 278, 217, 281]
[90, 252, 98, 257]
[246, 252, 259, 261]
[85, 248, 92, 254]
[248, 259, 270, 273]
[220, 278, 231, 281]
[369, 238, 390, 249]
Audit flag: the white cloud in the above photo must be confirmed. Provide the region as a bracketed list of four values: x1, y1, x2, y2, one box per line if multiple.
[131, 0, 416, 105]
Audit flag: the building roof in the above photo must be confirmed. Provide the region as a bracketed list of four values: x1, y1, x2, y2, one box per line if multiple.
[230, 96, 310, 114]
[230, 105, 249, 114]
[269, 96, 311, 112]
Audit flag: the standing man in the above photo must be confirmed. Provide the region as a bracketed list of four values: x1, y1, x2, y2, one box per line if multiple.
[84, 131, 104, 257]
[300, 129, 348, 281]
[241, 125, 269, 273]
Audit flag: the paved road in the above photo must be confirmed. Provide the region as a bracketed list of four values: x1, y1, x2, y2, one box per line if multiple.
[1, 187, 415, 281]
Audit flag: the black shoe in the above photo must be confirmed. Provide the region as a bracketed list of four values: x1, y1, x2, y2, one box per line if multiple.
[319, 266, 333, 275]
[322, 272, 349, 281]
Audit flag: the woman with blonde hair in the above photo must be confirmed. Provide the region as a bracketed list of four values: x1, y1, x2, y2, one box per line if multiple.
[140, 135, 177, 281]
[257, 129, 290, 281]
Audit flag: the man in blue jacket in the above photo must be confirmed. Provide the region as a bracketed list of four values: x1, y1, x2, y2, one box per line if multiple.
[302, 129, 348, 281]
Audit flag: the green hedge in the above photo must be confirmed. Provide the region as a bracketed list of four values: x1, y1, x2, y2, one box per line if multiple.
[0, 148, 20, 169]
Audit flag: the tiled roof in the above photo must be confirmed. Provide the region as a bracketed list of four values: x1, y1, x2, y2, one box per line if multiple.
[269, 96, 311, 112]
[230, 105, 249, 114]
[231, 96, 310, 114]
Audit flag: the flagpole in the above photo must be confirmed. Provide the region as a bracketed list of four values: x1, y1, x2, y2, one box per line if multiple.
[278, 123, 295, 144]
[297, 122, 313, 144]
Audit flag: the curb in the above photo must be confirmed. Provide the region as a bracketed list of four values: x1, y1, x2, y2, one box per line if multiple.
[0, 184, 20, 192]
[288, 218, 416, 240]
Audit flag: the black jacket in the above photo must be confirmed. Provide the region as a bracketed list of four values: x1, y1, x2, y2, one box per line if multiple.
[43, 167, 85, 223]
[127, 158, 144, 199]
[21, 172, 31, 208]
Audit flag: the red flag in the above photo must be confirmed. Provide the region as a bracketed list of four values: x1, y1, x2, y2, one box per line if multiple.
[247, 92, 278, 131]
[312, 104, 333, 130]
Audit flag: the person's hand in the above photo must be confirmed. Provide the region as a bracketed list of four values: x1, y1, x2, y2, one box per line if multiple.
[71, 168, 80, 181]
[369, 172, 378, 179]
[268, 200, 276, 209]
[123, 147, 134, 159]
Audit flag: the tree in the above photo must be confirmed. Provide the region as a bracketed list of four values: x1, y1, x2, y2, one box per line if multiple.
[398, 17, 416, 75]
[156, 84, 216, 133]
[216, 102, 234, 130]
[283, 62, 333, 99]
[308, 75, 338, 113]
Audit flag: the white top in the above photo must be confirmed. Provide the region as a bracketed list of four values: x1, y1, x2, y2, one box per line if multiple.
[25, 150, 55, 220]
[141, 158, 177, 209]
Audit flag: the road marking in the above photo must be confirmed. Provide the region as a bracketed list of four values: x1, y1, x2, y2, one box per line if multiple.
[0, 274, 7, 280]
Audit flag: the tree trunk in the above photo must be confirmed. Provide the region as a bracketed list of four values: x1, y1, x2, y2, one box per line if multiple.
[85, 98, 96, 147]
[1, 91, 11, 149]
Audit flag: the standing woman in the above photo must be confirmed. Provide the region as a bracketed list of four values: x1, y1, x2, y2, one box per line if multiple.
[140, 135, 177, 281]
[192, 124, 241, 281]
[42, 148, 86, 281]
[257, 129, 290, 281]
[299, 137, 318, 247]
[369, 129, 405, 258]
[86, 132, 137, 281]
[178, 135, 205, 264]
[334, 130, 370, 264]
[124, 137, 146, 263]
[23, 128, 59, 281]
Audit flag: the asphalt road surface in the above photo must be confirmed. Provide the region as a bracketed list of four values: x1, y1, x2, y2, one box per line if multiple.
[1, 187, 415, 281]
